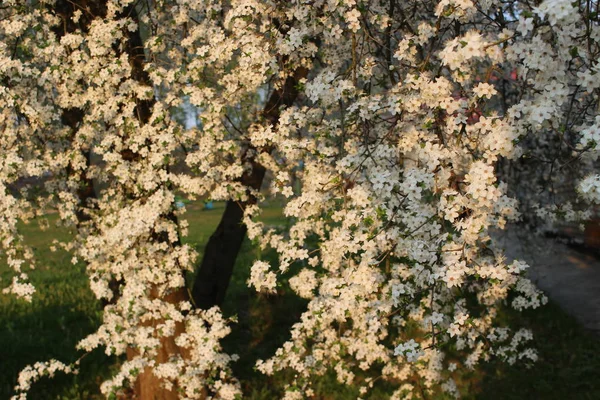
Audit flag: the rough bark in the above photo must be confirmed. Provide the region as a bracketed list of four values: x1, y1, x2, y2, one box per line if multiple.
[124, 289, 190, 400]
[192, 67, 308, 310]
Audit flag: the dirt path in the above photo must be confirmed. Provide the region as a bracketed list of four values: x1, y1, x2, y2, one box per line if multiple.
[496, 228, 600, 335]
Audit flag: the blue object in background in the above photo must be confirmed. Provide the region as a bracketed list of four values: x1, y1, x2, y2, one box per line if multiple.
[204, 201, 214, 210]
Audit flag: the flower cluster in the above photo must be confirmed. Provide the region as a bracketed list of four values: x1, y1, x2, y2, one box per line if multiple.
[2, 0, 598, 398]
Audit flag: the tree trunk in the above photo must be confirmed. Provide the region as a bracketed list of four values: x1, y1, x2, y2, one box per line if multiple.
[192, 67, 308, 309]
[53, 1, 201, 398]
[117, 5, 190, 399]
[125, 288, 190, 400]
[191, 168, 265, 309]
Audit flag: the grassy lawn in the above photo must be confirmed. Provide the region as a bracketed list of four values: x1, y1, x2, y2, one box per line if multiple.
[1, 202, 599, 399]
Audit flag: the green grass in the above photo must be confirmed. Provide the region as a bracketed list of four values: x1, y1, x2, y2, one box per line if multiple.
[1, 202, 599, 399]
[0, 214, 112, 399]
[474, 302, 600, 400]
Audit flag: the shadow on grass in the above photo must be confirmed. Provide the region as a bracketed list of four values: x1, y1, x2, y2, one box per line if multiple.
[0, 301, 117, 399]
[475, 301, 600, 400]
[0, 215, 116, 399]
